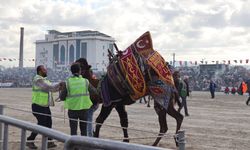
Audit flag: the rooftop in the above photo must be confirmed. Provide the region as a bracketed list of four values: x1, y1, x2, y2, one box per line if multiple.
[48, 30, 112, 38]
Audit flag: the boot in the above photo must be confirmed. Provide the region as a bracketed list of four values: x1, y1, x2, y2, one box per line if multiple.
[47, 142, 57, 148]
[26, 142, 38, 149]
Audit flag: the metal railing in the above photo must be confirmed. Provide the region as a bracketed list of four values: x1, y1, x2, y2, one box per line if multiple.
[0, 105, 170, 150]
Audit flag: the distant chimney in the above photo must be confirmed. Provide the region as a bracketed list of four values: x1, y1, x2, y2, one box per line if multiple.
[19, 27, 24, 68]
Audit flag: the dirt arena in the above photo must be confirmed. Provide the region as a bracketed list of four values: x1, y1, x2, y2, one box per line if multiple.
[0, 88, 250, 150]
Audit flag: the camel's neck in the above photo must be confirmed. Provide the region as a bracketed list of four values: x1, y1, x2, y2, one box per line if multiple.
[87, 77, 99, 88]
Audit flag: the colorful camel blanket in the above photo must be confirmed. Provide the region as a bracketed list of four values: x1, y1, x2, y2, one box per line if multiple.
[148, 79, 173, 110]
[119, 47, 146, 100]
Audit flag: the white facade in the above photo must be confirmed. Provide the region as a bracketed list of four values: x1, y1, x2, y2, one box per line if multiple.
[35, 30, 115, 72]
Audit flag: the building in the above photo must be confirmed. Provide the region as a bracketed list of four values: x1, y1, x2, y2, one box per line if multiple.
[35, 30, 115, 72]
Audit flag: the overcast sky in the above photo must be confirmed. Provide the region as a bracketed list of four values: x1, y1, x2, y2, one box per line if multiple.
[0, 0, 250, 67]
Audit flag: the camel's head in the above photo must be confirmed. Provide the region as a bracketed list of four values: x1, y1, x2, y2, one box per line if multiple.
[75, 58, 92, 79]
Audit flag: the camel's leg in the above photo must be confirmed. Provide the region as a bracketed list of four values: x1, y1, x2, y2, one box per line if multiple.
[147, 96, 151, 107]
[167, 101, 184, 147]
[94, 105, 114, 137]
[152, 102, 168, 146]
[115, 103, 129, 142]
[167, 101, 183, 133]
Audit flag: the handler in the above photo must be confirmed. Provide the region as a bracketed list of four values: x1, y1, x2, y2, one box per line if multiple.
[60, 63, 93, 136]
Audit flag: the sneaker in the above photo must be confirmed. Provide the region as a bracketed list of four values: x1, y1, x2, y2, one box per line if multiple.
[26, 142, 38, 149]
[47, 142, 57, 148]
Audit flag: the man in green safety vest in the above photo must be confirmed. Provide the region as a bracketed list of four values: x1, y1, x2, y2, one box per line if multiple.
[60, 63, 93, 136]
[26, 65, 62, 149]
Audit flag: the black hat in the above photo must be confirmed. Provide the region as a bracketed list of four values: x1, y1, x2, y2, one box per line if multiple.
[75, 58, 92, 70]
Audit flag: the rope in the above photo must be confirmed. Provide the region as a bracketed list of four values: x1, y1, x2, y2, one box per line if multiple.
[106, 134, 174, 140]
[3, 105, 177, 139]
[0, 140, 58, 143]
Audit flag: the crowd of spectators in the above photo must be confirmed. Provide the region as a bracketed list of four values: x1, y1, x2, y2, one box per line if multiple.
[0, 67, 104, 88]
[0, 65, 249, 90]
[0, 67, 70, 87]
[177, 65, 250, 92]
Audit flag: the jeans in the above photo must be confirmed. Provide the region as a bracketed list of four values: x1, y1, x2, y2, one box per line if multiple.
[178, 96, 189, 116]
[86, 104, 99, 137]
[68, 109, 87, 136]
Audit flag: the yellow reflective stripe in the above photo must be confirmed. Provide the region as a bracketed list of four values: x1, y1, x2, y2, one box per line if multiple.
[67, 93, 89, 98]
[32, 89, 47, 93]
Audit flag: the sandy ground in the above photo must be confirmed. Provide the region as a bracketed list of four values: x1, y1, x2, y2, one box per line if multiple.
[0, 88, 250, 150]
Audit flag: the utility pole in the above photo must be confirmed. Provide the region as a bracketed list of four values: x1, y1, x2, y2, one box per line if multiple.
[172, 53, 175, 67]
[19, 27, 24, 68]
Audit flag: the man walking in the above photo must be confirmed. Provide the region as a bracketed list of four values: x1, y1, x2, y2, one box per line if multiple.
[173, 71, 189, 117]
[209, 80, 217, 99]
[26, 65, 61, 149]
[246, 79, 250, 105]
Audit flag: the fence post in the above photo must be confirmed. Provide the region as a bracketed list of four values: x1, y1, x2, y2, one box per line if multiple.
[0, 105, 4, 149]
[176, 130, 185, 150]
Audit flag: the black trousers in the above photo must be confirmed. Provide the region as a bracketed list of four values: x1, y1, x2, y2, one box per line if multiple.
[27, 104, 52, 141]
[210, 90, 215, 98]
[68, 109, 87, 136]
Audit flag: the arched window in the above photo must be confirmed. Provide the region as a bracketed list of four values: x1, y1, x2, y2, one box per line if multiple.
[69, 45, 74, 63]
[60, 45, 65, 64]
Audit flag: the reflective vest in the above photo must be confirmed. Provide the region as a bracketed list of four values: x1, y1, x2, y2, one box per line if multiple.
[32, 75, 50, 106]
[64, 76, 93, 110]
